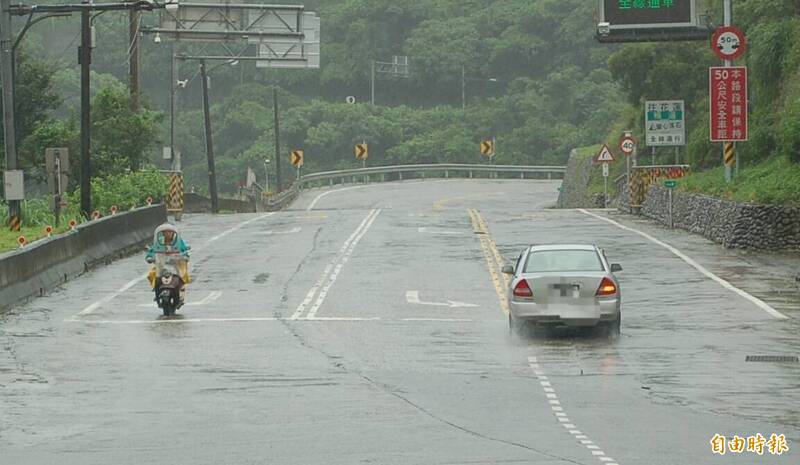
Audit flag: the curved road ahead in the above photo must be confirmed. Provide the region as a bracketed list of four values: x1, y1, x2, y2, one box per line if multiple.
[2, 179, 799, 464]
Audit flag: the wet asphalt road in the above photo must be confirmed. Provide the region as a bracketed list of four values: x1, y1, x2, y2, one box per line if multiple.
[2, 179, 799, 464]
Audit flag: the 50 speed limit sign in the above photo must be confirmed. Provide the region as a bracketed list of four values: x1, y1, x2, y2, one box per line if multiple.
[619, 136, 636, 156]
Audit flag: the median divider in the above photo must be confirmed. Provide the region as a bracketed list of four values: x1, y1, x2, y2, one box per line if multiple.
[0, 204, 167, 311]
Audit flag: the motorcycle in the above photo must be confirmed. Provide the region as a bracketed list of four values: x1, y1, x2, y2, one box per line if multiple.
[147, 251, 190, 317]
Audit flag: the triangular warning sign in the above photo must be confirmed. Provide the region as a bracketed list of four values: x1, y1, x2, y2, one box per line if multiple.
[595, 144, 615, 163]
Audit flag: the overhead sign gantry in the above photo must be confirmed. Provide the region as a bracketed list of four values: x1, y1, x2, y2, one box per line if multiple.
[596, 0, 709, 43]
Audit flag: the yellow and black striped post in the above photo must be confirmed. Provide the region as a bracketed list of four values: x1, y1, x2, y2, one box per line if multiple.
[167, 172, 184, 213]
[724, 142, 735, 167]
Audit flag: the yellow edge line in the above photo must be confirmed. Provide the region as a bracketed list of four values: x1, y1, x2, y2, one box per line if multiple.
[469, 209, 510, 316]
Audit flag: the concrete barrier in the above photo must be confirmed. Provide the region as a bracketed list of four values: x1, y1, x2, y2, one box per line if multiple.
[0, 205, 167, 311]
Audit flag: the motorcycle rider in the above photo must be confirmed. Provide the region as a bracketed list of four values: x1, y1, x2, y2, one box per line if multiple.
[146, 223, 191, 306]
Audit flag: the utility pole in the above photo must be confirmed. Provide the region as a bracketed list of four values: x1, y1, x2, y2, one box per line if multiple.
[461, 65, 466, 110]
[170, 48, 179, 172]
[129, 10, 139, 112]
[200, 60, 219, 213]
[273, 87, 282, 192]
[723, 0, 733, 183]
[1, 0, 21, 230]
[370, 60, 375, 106]
[79, 0, 92, 217]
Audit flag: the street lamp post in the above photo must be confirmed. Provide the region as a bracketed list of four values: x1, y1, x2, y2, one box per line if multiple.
[461, 66, 498, 109]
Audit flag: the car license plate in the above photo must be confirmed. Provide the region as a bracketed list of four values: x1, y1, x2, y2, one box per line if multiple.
[572, 285, 580, 299]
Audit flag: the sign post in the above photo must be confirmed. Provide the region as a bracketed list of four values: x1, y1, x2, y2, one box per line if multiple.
[619, 133, 635, 192]
[664, 180, 677, 229]
[595, 144, 615, 209]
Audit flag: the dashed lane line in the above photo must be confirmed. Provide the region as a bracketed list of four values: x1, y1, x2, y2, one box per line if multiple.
[528, 355, 620, 465]
[578, 209, 789, 320]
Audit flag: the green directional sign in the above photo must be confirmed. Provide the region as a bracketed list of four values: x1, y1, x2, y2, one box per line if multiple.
[664, 180, 677, 188]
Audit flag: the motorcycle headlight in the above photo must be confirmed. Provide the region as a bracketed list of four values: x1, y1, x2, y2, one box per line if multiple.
[161, 276, 173, 285]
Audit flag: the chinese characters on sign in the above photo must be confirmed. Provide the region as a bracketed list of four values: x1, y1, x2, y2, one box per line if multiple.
[645, 100, 685, 146]
[710, 433, 789, 456]
[602, 0, 694, 28]
[710, 66, 748, 142]
[618, 0, 677, 9]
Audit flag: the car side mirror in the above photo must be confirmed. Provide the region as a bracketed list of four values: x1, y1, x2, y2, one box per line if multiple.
[610, 263, 622, 273]
[501, 265, 515, 275]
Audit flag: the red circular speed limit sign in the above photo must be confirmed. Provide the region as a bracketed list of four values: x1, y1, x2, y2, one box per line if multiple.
[619, 136, 636, 155]
[712, 26, 746, 61]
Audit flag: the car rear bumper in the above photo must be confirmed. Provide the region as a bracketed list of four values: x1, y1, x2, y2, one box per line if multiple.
[509, 298, 620, 326]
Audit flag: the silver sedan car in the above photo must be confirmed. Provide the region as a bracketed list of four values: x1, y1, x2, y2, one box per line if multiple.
[502, 244, 622, 334]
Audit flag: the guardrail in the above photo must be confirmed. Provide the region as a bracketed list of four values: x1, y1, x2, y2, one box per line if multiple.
[296, 163, 566, 188]
[0, 205, 166, 310]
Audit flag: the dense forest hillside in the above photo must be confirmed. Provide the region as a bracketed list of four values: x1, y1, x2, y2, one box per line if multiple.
[4, 0, 799, 201]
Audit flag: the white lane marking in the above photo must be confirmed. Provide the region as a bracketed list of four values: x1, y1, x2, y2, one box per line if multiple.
[417, 227, 468, 235]
[599, 459, 614, 463]
[290, 209, 377, 319]
[75, 214, 274, 318]
[306, 185, 370, 211]
[578, 209, 789, 320]
[63, 316, 475, 325]
[259, 227, 302, 235]
[548, 400, 560, 405]
[401, 318, 475, 322]
[205, 213, 275, 245]
[529, 357, 620, 465]
[136, 290, 223, 308]
[78, 277, 144, 316]
[305, 209, 381, 319]
[405, 290, 478, 308]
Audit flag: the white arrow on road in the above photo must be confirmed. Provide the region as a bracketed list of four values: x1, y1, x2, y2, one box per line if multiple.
[405, 290, 478, 308]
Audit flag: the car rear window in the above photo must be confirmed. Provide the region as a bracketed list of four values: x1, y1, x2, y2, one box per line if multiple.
[524, 250, 604, 273]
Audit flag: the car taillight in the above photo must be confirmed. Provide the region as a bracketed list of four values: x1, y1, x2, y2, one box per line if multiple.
[596, 277, 617, 296]
[513, 279, 533, 299]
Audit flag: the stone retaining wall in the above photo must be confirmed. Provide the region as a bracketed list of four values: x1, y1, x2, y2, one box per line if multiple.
[641, 186, 800, 250]
[557, 149, 605, 208]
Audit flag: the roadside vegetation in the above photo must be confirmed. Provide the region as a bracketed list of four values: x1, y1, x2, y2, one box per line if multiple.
[582, 0, 800, 205]
[0, 171, 167, 252]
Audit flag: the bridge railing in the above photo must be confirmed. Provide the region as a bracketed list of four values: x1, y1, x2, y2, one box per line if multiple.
[260, 163, 566, 210]
[297, 163, 565, 187]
